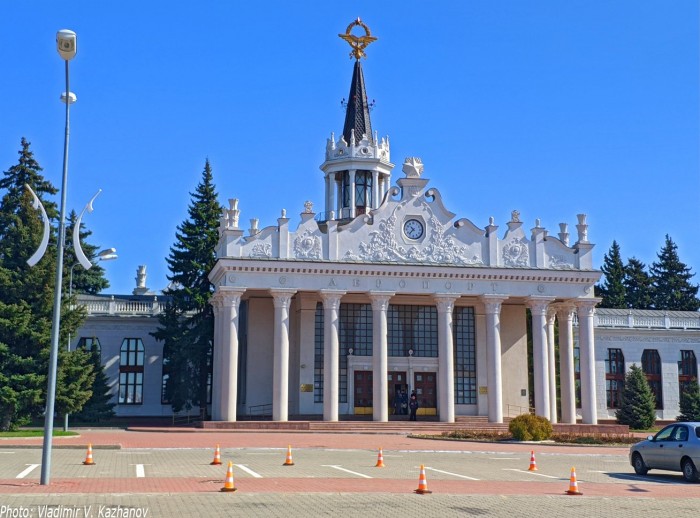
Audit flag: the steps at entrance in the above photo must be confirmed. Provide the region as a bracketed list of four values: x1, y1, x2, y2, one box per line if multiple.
[200, 416, 511, 434]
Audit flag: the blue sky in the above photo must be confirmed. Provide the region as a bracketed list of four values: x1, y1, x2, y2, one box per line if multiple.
[2, 2, 698, 295]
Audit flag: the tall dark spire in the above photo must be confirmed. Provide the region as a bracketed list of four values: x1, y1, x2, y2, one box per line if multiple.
[342, 60, 373, 144]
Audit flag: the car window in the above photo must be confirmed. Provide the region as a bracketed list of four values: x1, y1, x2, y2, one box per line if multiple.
[696, 427, 700, 440]
[675, 426, 689, 442]
[655, 426, 675, 441]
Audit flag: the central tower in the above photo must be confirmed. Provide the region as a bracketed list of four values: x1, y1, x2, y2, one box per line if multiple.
[319, 19, 394, 222]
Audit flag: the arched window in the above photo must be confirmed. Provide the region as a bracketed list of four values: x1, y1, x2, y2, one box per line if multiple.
[642, 349, 663, 409]
[679, 350, 698, 397]
[341, 170, 373, 212]
[119, 338, 144, 405]
[605, 348, 625, 409]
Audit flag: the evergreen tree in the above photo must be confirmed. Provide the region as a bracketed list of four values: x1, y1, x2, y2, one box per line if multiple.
[153, 159, 221, 414]
[650, 235, 700, 311]
[615, 364, 656, 430]
[677, 379, 700, 422]
[624, 258, 654, 310]
[597, 241, 627, 308]
[0, 139, 106, 430]
[74, 347, 115, 422]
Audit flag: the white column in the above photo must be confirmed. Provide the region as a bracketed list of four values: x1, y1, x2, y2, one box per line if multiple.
[527, 298, 553, 420]
[210, 297, 223, 421]
[336, 174, 342, 216]
[270, 289, 296, 422]
[329, 173, 336, 219]
[220, 288, 244, 421]
[349, 169, 356, 218]
[557, 304, 576, 424]
[435, 294, 458, 423]
[369, 292, 393, 422]
[576, 299, 600, 424]
[321, 290, 345, 421]
[372, 170, 379, 210]
[481, 295, 508, 423]
[546, 308, 558, 423]
[209, 297, 221, 420]
[324, 174, 330, 216]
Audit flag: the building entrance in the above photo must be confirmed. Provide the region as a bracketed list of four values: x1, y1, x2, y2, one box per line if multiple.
[413, 372, 437, 415]
[388, 371, 408, 416]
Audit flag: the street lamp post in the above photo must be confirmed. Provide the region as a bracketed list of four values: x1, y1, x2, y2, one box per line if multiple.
[40, 29, 77, 486]
[64, 249, 117, 432]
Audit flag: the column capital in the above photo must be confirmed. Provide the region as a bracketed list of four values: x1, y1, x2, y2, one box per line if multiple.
[433, 293, 459, 313]
[526, 296, 555, 315]
[574, 297, 601, 316]
[480, 294, 508, 314]
[213, 286, 246, 307]
[320, 289, 346, 309]
[555, 302, 577, 320]
[369, 291, 395, 311]
[270, 288, 297, 308]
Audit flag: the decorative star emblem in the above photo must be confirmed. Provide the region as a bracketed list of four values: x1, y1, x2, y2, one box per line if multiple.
[402, 157, 424, 178]
[339, 18, 377, 60]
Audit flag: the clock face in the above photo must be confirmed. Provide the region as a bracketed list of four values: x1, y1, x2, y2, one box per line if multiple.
[404, 219, 424, 240]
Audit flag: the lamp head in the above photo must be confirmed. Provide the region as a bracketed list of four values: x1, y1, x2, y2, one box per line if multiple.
[56, 30, 77, 61]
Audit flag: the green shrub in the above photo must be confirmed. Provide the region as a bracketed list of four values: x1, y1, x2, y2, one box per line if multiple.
[508, 413, 553, 441]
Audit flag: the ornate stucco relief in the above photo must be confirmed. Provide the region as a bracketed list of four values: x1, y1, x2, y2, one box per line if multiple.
[294, 229, 322, 259]
[249, 243, 272, 258]
[502, 237, 530, 267]
[345, 209, 483, 266]
[548, 254, 574, 270]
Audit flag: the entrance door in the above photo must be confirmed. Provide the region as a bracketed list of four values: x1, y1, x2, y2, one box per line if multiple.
[388, 371, 408, 416]
[354, 371, 373, 414]
[414, 372, 437, 415]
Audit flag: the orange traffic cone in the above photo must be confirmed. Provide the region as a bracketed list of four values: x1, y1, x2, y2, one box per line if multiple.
[375, 447, 385, 468]
[211, 444, 222, 465]
[83, 444, 95, 466]
[220, 461, 237, 492]
[528, 450, 537, 471]
[565, 466, 582, 495]
[414, 464, 432, 494]
[283, 445, 294, 466]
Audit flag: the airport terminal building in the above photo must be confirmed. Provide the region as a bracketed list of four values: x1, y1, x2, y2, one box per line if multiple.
[72, 21, 700, 426]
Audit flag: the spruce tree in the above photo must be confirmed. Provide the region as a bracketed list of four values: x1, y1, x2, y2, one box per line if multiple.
[597, 241, 627, 308]
[0, 139, 106, 430]
[624, 258, 654, 310]
[153, 159, 221, 415]
[650, 235, 700, 311]
[615, 364, 656, 430]
[74, 347, 115, 422]
[677, 379, 700, 422]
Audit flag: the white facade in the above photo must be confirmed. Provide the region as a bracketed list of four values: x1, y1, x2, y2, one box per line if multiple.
[591, 309, 700, 421]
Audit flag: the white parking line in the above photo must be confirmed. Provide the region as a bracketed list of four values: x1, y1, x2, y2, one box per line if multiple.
[503, 468, 561, 479]
[235, 464, 263, 478]
[16, 464, 40, 479]
[135, 464, 145, 478]
[322, 465, 373, 479]
[424, 467, 479, 480]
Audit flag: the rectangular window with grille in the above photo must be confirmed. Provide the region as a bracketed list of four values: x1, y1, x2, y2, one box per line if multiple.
[387, 305, 437, 357]
[314, 302, 324, 403]
[453, 306, 476, 404]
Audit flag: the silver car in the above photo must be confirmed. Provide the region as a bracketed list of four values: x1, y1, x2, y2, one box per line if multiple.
[629, 422, 700, 482]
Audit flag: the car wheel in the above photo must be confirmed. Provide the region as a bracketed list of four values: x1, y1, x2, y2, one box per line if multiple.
[682, 458, 699, 483]
[632, 453, 648, 475]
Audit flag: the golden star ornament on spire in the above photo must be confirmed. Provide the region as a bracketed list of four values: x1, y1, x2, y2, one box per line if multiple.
[339, 18, 377, 60]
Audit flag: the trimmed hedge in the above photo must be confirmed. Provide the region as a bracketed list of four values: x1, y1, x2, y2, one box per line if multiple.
[508, 413, 553, 441]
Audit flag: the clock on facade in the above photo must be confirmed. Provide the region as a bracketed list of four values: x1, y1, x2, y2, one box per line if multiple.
[403, 219, 424, 240]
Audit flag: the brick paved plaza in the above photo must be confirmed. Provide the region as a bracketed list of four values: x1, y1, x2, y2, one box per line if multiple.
[1, 429, 699, 517]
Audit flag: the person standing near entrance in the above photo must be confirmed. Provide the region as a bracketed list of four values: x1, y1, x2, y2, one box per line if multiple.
[409, 393, 419, 421]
